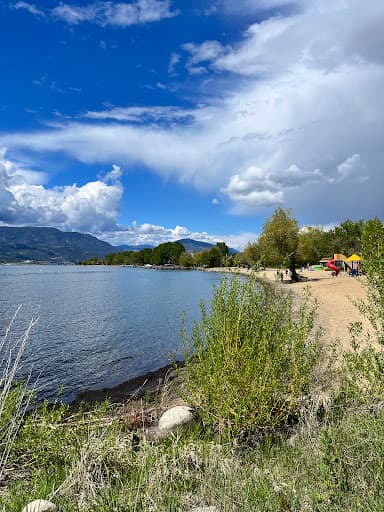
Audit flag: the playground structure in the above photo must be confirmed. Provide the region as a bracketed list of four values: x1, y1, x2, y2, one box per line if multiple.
[326, 258, 340, 276]
[318, 253, 363, 276]
[333, 253, 362, 276]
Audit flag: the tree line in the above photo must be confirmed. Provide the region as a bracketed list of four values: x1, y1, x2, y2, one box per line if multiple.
[81, 208, 372, 275]
[238, 208, 366, 280]
[81, 240, 233, 268]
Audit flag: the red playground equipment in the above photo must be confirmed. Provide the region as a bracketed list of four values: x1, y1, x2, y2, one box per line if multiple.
[326, 259, 340, 276]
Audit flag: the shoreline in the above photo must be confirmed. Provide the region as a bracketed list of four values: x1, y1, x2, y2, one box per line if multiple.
[70, 267, 370, 406]
[71, 361, 184, 408]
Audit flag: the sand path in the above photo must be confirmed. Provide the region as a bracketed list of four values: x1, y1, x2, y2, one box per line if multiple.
[259, 269, 370, 348]
[208, 267, 371, 349]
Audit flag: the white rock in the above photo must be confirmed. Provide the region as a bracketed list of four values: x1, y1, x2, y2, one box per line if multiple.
[22, 500, 57, 512]
[189, 507, 218, 512]
[158, 405, 197, 432]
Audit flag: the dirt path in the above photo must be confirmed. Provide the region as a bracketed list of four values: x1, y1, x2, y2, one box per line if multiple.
[259, 269, 370, 349]
[207, 267, 371, 349]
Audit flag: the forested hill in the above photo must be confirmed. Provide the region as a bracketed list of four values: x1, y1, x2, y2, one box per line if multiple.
[0, 227, 114, 263]
[177, 239, 238, 255]
[177, 238, 214, 253]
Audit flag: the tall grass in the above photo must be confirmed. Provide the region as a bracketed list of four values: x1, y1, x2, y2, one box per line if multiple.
[181, 274, 321, 438]
[3, 241, 384, 510]
[0, 307, 37, 483]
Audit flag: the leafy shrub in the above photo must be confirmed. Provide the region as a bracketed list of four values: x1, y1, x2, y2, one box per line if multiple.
[181, 274, 320, 438]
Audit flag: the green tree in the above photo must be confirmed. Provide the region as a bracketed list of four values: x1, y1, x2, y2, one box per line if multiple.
[150, 241, 185, 265]
[239, 242, 261, 268]
[135, 247, 153, 265]
[329, 219, 364, 256]
[361, 218, 384, 343]
[297, 227, 331, 265]
[258, 207, 300, 281]
[179, 252, 194, 267]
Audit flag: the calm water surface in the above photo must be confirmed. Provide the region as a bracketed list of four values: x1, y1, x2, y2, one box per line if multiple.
[0, 265, 223, 402]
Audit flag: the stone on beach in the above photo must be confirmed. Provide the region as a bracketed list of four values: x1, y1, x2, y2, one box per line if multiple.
[158, 405, 197, 432]
[22, 500, 57, 512]
[189, 507, 218, 512]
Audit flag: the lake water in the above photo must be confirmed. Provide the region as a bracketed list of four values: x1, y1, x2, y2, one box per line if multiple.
[0, 265, 223, 402]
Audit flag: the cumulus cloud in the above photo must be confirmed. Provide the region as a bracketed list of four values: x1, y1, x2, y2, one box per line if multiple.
[336, 154, 368, 183]
[222, 166, 284, 208]
[4, 0, 384, 223]
[101, 222, 255, 250]
[0, 149, 122, 233]
[51, 0, 178, 26]
[0, 150, 255, 248]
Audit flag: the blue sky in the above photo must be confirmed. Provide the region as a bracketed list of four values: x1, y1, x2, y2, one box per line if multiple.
[1, 0, 383, 249]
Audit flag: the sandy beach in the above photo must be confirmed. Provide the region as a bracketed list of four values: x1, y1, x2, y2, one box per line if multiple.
[234, 267, 370, 349]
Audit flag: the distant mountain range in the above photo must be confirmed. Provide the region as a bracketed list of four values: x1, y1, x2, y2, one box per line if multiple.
[176, 238, 237, 254]
[0, 227, 114, 263]
[0, 227, 238, 263]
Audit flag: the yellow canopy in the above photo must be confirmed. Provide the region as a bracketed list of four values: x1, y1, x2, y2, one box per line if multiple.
[334, 253, 347, 261]
[347, 254, 361, 262]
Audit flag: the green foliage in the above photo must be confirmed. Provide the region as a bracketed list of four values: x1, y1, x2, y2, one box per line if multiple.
[316, 407, 384, 510]
[238, 242, 261, 268]
[297, 227, 331, 265]
[79, 257, 104, 265]
[360, 218, 384, 343]
[179, 251, 194, 268]
[191, 243, 231, 268]
[330, 219, 364, 256]
[258, 208, 300, 278]
[150, 241, 185, 265]
[181, 274, 319, 438]
[105, 248, 154, 265]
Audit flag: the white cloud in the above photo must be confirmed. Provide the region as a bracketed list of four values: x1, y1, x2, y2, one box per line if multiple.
[220, 0, 300, 15]
[182, 40, 227, 74]
[4, 0, 384, 224]
[222, 166, 283, 208]
[336, 154, 368, 183]
[51, 0, 178, 27]
[101, 222, 256, 250]
[0, 149, 122, 233]
[100, 164, 123, 182]
[168, 52, 180, 74]
[0, 150, 255, 249]
[83, 105, 197, 123]
[14, 1, 46, 17]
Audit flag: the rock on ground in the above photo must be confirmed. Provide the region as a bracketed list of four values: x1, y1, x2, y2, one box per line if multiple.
[189, 507, 218, 512]
[158, 405, 197, 432]
[22, 500, 57, 512]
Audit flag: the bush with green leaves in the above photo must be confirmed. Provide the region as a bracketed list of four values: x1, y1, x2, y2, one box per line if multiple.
[339, 218, 384, 404]
[182, 274, 320, 438]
